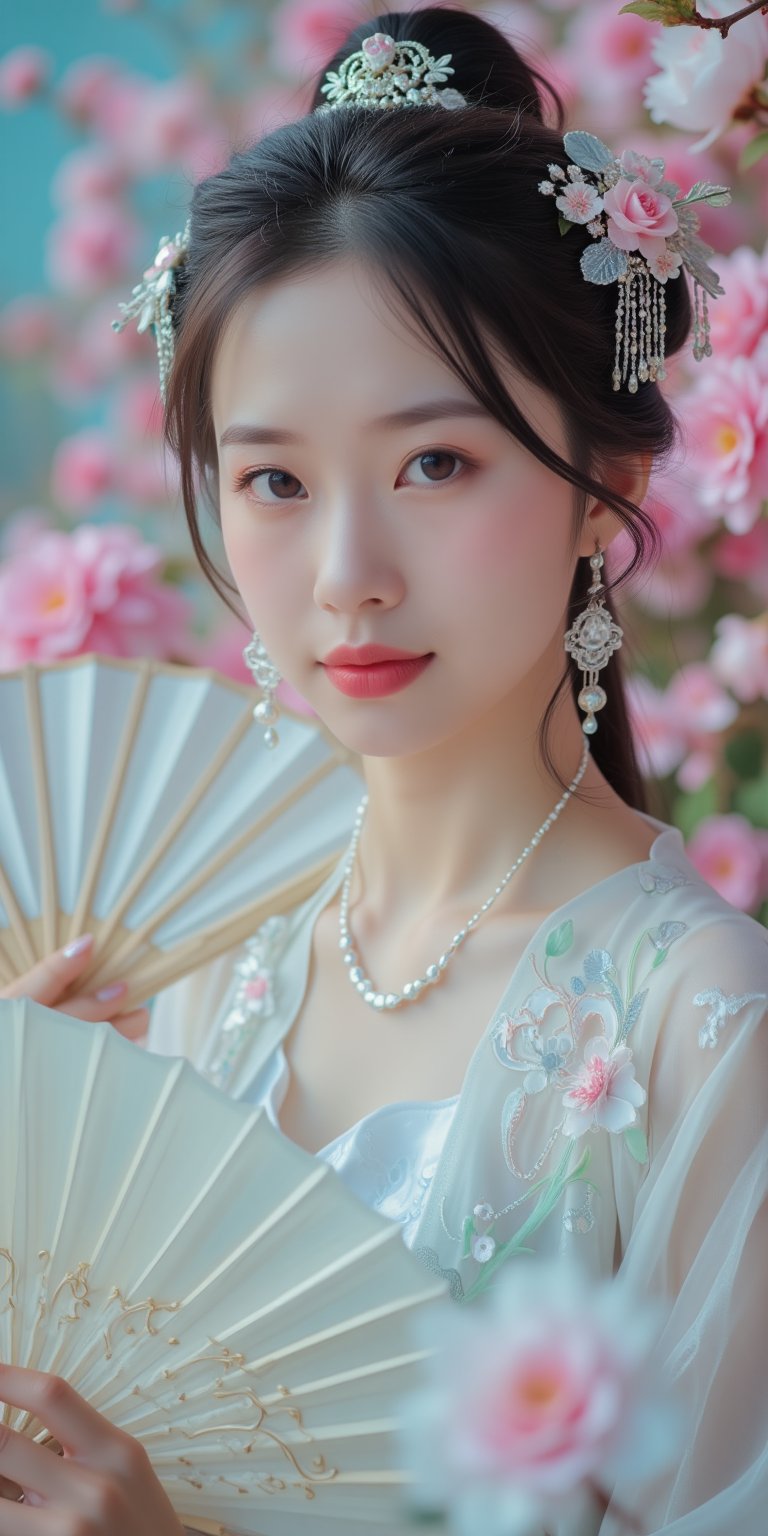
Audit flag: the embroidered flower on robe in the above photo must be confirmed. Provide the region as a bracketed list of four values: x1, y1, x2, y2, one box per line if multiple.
[561, 1037, 647, 1138]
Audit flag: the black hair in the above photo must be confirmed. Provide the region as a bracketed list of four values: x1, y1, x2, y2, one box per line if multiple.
[164, 5, 693, 811]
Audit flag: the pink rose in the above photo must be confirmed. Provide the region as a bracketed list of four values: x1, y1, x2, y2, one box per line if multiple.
[643, 1, 768, 152]
[686, 814, 768, 912]
[602, 176, 678, 258]
[400, 1262, 681, 1536]
[0, 45, 52, 107]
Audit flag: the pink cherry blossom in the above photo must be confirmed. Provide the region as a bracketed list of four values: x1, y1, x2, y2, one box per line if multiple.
[51, 146, 127, 208]
[643, 1, 768, 152]
[678, 355, 768, 534]
[666, 662, 740, 735]
[685, 814, 768, 912]
[46, 204, 141, 296]
[400, 1262, 681, 1536]
[50, 430, 119, 513]
[0, 296, 60, 359]
[106, 77, 227, 179]
[270, 0, 368, 78]
[0, 46, 52, 107]
[55, 56, 122, 126]
[647, 246, 683, 283]
[0, 525, 193, 668]
[709, 614, 768, 703]
[602, 177, 678, 258]
[556, 2, 659, 132]
[561, 1038, 646, 1138]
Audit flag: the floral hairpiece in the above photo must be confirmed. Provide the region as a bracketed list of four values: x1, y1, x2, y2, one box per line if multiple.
[110, 220, 190, 405]
[317, 31, 467, 112]
[538, 131, 731, 393]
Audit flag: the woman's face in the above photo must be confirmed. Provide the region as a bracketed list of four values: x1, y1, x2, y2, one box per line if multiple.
[211, 258, 609, 759]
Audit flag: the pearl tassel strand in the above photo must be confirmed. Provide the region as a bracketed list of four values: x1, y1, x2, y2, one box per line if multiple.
[338, 736, 591, 1012]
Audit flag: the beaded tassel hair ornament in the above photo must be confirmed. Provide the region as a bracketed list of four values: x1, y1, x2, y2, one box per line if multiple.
[538, 132, 731, 392]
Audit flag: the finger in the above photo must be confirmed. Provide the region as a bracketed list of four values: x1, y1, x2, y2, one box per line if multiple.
[0, 935, 94, 1007]
[108, 1008, 151, 1042]
[0, 1422, 71, 1508]
[0, 1367, 119, 1465]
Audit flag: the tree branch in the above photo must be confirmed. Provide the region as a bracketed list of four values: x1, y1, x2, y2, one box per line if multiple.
[692, 1, 768, 38]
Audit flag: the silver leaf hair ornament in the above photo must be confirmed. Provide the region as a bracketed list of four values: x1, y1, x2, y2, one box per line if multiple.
[110, 219, 191, 405]
[538, 131, 732, 393]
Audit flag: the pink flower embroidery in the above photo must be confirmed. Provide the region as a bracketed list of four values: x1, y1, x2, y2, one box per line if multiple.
[561, 1038, 646, 1137]
[602, 177, 678, 259]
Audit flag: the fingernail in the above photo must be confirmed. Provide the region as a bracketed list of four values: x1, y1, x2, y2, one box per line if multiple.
[95, 981, 127, 1002]
[62, 934, 93, 958]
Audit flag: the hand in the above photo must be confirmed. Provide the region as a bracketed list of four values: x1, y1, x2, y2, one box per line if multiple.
[0, 1362, 185, 1533]
[0, 935, 149, 1042]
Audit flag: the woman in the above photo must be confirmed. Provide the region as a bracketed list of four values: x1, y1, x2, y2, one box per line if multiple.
[2, 7, 765, 1533]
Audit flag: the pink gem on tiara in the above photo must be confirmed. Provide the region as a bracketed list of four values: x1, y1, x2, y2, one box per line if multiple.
[361, 32, 397, 71]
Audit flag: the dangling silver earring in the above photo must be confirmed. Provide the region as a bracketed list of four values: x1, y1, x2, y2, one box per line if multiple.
[242, 631, 281, 749]
[563, 542, 623, 736]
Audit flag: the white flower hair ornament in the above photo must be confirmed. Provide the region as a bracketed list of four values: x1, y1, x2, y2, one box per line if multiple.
[538, 132, 732, 393]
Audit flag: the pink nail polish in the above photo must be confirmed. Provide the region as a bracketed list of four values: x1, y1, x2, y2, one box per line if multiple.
[63, 934, 93, 958]
[95, 981, 127, 1001]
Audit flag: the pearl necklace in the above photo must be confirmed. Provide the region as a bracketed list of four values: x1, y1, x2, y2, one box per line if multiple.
[338, 738, 591, 1011]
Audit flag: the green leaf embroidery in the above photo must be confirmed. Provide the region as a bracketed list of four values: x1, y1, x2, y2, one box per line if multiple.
[462, 1141, 591, 1303]
[461, 1216, 474, 1258]
[546, 919, 574, 958]
[558, 214, 574, 236]
[624, 1125, 649, 1165]
[652, 947, 668, 970]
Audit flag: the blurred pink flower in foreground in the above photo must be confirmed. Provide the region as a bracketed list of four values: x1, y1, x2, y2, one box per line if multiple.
[706, 243, 768, 361]
[557, 1, 659, 132]
[626, 665, 741, 791]
[398, 1262, 681, 1536]
[0, 524, 192, 668]
[686, 814, 768, 911]
[643, 1, 768, 152]
[0, 46, 52, 107]
[46, 203, 142, 296]
[709, 614, 768, 703]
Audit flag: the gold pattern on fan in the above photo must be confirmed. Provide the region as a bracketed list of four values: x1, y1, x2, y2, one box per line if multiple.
[181, 1379, 338, 1500]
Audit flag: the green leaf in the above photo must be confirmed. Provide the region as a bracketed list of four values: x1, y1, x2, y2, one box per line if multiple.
[619, 0, 695, 22]
[724, 730, 764, 782]
[651, 947, 667, 970]
[672, 779, 719, 840]
[546, 919, 574, 958]
[461, 1216, 474, 1258]
[734, 779, 768, 830]
[739, 131, 768, 172]
[624, 1125, 649, 1165]
[558, 214, 574, 236]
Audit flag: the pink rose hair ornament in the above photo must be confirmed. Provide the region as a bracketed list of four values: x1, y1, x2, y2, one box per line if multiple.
[539, 132, 731, 393]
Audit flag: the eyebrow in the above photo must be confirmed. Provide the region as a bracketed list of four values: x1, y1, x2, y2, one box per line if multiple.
[218, 397, 492, 448]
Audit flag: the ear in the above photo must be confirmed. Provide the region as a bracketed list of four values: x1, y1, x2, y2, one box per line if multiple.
[577, 452, 653, 560]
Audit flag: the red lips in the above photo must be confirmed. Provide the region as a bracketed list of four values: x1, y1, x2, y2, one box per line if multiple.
[321, 643, 428, 666]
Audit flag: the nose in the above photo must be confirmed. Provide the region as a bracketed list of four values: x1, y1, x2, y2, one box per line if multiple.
[312, 492, 406, 615]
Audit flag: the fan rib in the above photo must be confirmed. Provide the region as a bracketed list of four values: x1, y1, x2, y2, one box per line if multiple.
[24, 666, 58, 955]
[68, 661, 153, 948]
[83, 757, 340, 993]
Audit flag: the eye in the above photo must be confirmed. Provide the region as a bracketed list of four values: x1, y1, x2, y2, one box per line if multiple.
[233, 468, 306, 503]
[400, 450, 467, 486]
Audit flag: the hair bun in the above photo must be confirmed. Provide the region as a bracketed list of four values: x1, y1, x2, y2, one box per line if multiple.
[311, 6, 566, 130]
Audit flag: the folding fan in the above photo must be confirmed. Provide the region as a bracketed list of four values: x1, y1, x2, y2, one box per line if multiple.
[0, 654, 364, 1013]
[0, 996, 449, 1534]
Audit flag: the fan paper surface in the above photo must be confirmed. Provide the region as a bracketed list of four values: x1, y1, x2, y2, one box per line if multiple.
[0, 998, 448, 1533]
[0, 655, 364, 1011]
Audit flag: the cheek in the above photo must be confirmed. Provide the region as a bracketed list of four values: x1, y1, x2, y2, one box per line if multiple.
[449, 488, 572, 619]
[220, 505, 301, 619]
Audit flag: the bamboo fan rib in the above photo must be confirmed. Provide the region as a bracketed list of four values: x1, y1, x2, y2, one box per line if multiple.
[0, 999, 448, 1533]
[0, 655, 364, 1009]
